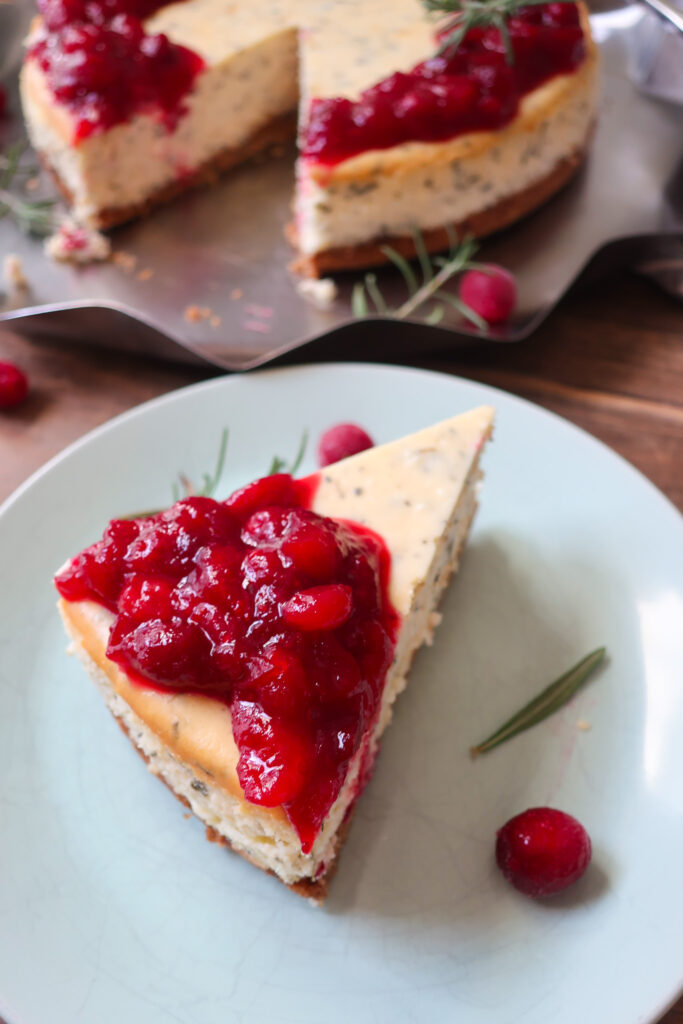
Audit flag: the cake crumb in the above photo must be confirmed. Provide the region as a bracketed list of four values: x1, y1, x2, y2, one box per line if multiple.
[576, 719, 592, 732]
[296, 277, 338, 310]
[44, 218, 111, 263]
[210, 315, 222, 328]
[230, 288, 243, 300]
[3, 254, 28, 291]
[424, 611, 443, 646]
[112, 250, 137, 272]
[25, 176, 41, 193]
[136, 267, 154, 282]
[185, 304, 215, 324]
[185, 304, 203, 323]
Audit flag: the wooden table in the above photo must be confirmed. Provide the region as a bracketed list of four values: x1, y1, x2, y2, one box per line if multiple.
[1, 268, 682, 1023]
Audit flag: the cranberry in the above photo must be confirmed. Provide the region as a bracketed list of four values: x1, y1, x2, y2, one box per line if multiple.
[0, 362, 29, 410]
[283, 584, 353, 632]
[55, 474, 398, 853]
[232, 701, 313, 806]
[0, 86, 7, 118]
[317, 423, 374, 467]
[226, 473, 297, 516]
[496, 807, 592, 897]
[459, 265, 517, 324]
[280, 520, 341, 580]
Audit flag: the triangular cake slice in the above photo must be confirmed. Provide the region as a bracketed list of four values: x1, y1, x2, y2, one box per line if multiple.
[55, 407, 494, 902]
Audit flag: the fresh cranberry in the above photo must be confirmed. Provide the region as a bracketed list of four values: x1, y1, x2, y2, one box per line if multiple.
[55, 474, 398, 852]
[0, 362, 29, 410]
[317, 423, 374, 467]
[496, 807, 592, 897]
[459, 265, 517, 324]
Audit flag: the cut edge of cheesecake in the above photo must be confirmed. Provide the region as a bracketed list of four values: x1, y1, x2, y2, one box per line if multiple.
[56, 405, 495, 903]
[291, 141, 589, 277]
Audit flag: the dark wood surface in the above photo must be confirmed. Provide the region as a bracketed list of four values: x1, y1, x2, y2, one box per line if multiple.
[0, 268, 682, 1023]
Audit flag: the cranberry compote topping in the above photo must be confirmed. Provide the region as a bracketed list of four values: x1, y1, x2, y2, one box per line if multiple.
[303, 3, 584, 166]
[55, 477, 398, 853]
[29, 0, 205, 141]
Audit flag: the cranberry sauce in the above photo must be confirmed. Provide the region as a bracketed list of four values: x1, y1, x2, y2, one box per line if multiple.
[55, 473, 399, 853]
[303, 3, 585, 166]
[29, 0, 205, 141]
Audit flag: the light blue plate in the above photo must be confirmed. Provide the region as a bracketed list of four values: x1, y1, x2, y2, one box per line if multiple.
[1, 364, 682, 1024]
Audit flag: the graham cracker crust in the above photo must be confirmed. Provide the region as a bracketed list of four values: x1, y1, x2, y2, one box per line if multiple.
[293, 142, 589, 278]
[42, 112, 297, 231]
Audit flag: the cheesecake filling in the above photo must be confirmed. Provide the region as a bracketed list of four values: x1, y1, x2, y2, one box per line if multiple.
[54, 472, 400, 854]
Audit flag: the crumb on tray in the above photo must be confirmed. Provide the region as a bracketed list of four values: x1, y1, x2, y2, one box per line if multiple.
[296, 277, 338, 310]
[3, 254, 28, 291]
[44, 218, 111, 263]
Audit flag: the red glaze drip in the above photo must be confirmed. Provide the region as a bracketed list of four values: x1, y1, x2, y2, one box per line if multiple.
[55, 473, 398, 853]
[29, 0, 205, 141]
[303, 3, 586, 166]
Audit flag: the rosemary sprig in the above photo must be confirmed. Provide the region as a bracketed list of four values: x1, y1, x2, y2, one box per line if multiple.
[352, 227, 489, 329]
[470, 647, 606, 757]
[423, 0, 577, 64]
[170, 428, 230, 503]
[124, 427, 309, 518]
[0, 141, 57, 236]
[267, 429, 309, 476]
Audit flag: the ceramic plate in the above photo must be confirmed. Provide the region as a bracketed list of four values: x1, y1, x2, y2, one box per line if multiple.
[1, 364, 682, 1024]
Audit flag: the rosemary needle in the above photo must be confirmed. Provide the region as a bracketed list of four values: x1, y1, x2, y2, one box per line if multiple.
[470, 647, 607, 757]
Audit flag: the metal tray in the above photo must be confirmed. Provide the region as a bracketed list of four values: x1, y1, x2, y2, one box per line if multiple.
[1, 2, 681, 370]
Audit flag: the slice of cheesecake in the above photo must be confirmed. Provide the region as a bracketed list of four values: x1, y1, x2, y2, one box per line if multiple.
[55, 407, 494, 902]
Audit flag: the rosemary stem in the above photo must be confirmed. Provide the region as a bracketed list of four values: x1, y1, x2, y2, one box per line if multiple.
[396, 255, 466, 318]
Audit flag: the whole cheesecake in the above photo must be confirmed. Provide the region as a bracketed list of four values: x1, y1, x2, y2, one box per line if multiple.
[20, 0, 598, 274]
[55, 408, 494, 900]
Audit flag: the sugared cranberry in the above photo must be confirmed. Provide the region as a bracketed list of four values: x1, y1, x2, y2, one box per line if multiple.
[0, 362, 29, 410]
[459, 265, 517, 324]
[495, 807, 592, 897]
[317, 423, 374, 467]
